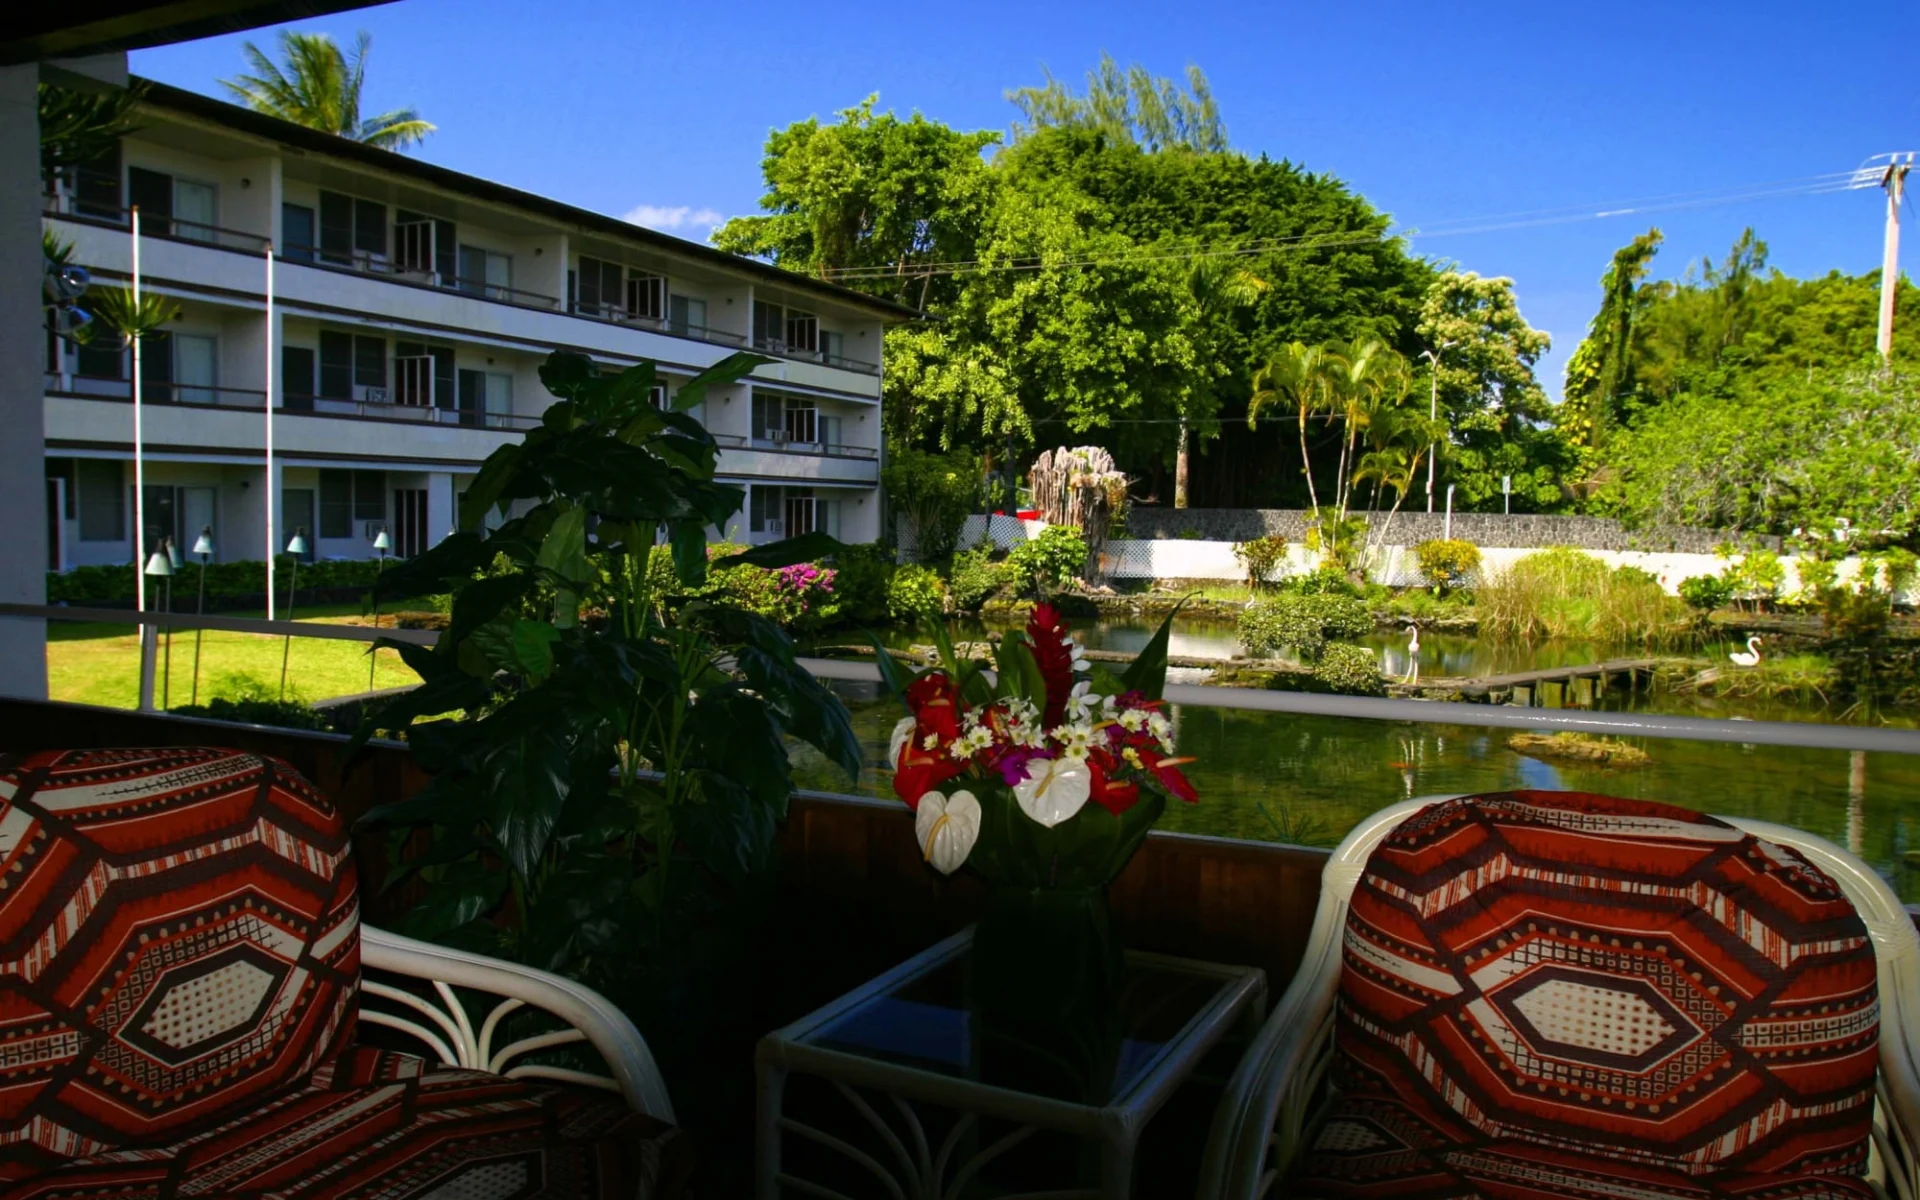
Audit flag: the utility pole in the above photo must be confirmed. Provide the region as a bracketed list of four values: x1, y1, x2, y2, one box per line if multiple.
[1853, 153, 1915, 364]
[1419, 341, 1454, 514]
[1878, 156, 1910, 362]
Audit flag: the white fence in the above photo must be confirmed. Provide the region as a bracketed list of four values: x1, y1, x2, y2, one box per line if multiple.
[899, 517, 1912, 602]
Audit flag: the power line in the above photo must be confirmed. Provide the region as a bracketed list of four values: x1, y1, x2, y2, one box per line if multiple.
[815, 171, 1859, 283]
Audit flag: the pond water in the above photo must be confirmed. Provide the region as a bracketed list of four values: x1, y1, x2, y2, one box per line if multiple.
[797, 615, 1920, 899]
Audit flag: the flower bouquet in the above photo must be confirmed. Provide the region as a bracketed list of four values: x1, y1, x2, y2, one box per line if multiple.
[873, 602, 1197, 1101]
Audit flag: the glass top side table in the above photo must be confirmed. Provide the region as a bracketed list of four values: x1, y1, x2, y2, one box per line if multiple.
[757, 927, 1267, 1199]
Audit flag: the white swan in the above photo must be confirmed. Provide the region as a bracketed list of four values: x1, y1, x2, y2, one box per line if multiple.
[1728, 635, 1763, 668]
[1405, 623, 1421, 683]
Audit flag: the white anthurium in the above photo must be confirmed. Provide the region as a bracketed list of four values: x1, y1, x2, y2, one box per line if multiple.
[1013, 756, 1091, 828]
[916, 790, 981, 875]
[888, 717, 916, 769]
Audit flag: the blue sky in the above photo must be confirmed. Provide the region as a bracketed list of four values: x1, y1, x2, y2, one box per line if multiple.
[132, 0, 1920, 397]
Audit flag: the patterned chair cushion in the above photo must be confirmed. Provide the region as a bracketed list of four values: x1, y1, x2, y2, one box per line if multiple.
[1289, 790, 1880, 1197]
[0, 749, 358, 1170]
[0, 1046, 692, 1199]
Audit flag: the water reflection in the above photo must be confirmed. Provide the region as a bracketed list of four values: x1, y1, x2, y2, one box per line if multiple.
[805, 616, 1920, 897]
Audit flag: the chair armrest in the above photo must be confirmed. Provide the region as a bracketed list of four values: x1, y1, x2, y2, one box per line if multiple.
[1197, 897, 1344, 1199]
[359, 923, 675, 1123]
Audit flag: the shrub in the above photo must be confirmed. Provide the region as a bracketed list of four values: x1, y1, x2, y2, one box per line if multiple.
[1233, 534, 1290, 591]
[49, 556, 387, 607]
[827, 543, 895, 625]
[173, 695, 337, 732]
[1478, 547, 1691, 645]
[949, 546, 1015, 609]
[883, 446, 980, 563]
[1240, 593, 1373, 660]
[1790, 558, 1838, 606]
[1312, 642, 1385, 696]
[1677, 574, 1735, 612]
[1719, 546, 1785, 610]
[1285, 565, 1361, 598]
[1303, 507, 1367, 576]
[1412, 539, 1481, 592]
[1008, 525, 1089, 597]
[886, 564, 948, 620]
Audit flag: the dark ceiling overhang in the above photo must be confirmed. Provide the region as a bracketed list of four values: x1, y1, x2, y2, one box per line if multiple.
[1, 0, 397, 66]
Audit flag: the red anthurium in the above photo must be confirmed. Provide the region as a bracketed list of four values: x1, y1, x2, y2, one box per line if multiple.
[1150, 755, 1199, 803]
[894, 747, 962, 810]
[1086, 752, 1141, 816]
[906, 672, 963, 742]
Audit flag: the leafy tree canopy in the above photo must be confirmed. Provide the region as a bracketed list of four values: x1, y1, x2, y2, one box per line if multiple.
[221, 31, 434, 150]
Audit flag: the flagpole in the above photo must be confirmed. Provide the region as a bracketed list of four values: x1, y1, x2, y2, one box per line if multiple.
[132, 206, 145, 613]
[264, 243, 276, 621]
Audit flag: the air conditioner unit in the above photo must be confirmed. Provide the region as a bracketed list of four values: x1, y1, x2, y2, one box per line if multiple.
[364, 521, 385, 541]
[764, 519, 785, 535]
[356, 385, 390, 404]
[771, 430, 792, 444]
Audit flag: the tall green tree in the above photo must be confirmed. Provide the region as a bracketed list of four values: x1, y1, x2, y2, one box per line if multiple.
[1416, 271, 1565, 511]
[1560, 228, 1663, 449]
[1248, 341, 1340, 513]
[1006, 53, 1227, 152]
[221, 31, 435, 150]
[711, 96, 999, 311]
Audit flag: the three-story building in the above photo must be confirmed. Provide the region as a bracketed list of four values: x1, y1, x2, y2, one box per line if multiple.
[41, 79, 914, 569]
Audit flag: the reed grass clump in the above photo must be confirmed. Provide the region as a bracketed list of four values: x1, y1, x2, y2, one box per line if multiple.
[1477, 547, 1693, 646]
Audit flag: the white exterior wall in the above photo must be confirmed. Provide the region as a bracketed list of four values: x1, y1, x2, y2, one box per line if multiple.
[45, 105, 898, 574]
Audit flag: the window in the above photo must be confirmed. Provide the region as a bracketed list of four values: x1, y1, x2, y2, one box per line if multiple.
[128, 168, 217, 242]
[77, 459, 123, 542]
[753, 300, 784, 348]
[394, 342, 435, 407]
[457, 370, 513, 428]
[752, 393, 783, 441]
[173, 180, 216, 242]
[282, 204, 315, 261]
[625, 273, 665, 321]
[282, 346, 315, 410]
[785, 311, 819, 354]
[282, 489, 315, 561]
[140, 332, 172, 403]
[319, 191, 388, 264]
[752, 391, 817, 444]
[821, 330, 845, 363]
[319, 331, 387, 400]
[320, 470, 386, 538]
[784, 398, 818, 444]
[394, 213, 435, 275]
[72, 143, 120, 220]
[575, 256, 625, 317]
[783, 489, 817, 537]
[76, 334, 123, 381]
[457, 245, 512, 298]
[669, 294, 706, 336]
[749, 486, 783, 535]
[172, 334, 216, 404]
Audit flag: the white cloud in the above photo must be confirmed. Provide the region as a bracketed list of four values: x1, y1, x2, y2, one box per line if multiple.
[622, 203, 726, 233]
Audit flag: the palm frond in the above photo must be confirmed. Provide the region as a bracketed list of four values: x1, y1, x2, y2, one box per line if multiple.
[88, 288, 182, 342]
[358, 110, 437, 151]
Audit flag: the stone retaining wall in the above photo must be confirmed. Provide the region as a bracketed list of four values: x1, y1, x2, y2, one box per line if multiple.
[1125, 509, 1774, 554]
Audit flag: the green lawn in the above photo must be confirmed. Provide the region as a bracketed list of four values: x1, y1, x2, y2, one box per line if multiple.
[48, 603, 422, 710]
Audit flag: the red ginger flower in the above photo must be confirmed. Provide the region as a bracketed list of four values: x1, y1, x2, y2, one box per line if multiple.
[1025, 603, 1076, 728]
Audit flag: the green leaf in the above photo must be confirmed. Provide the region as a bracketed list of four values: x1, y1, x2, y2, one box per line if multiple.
[534, 504, 592, 583]
[471, 723, 575, 883]
[349, 670, 490, 753]
[669, 519, 708, 587]
[710, 531, 847, 569]
[538, 350, 596, 399]
[458, 444, 524, 531]
[446, 572, 534, 652]
[373, 530, 495, 602]
[675, 771, 779, 885]
[867, 633, 918, 710]
[510, 619, 562, 679]
[400, 860, 510, 941]
[673, 351, 774, 410]
[521, 853, 636, 972]
[1119, 600, 1187, 701]
[995, 634, 1048, 708]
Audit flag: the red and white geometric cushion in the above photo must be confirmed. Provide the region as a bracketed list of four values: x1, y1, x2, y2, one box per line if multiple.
[0, 1046, 691, 1199]
[1290, 790, 1881, 1197]
[0, 748, 359, 1173]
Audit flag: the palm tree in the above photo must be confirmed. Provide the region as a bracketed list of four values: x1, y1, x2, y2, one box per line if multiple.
[221, 31, 435, 151]
[1324, 337, 1412, 519]
[1249, 341, 1337, 513]
[1353, 409, 1447, 562]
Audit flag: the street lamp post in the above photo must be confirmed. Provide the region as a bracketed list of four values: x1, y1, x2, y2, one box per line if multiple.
[142, 541, 173, 709]
[190, 527, 212, 706]
[1420, 340, 1456, 514]
[279, 527, 307, 700]
[368, 528, 391, 691]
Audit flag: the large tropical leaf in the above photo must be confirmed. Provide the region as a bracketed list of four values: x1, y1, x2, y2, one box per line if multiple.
[1118, 600, 1187, 700]
[711, 531, 848, 570]
[673, 351, 773, 410]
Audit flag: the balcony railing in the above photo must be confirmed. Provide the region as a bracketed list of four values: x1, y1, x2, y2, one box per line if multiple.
[43, 173, 272, 255]
[283, 394, 542, 430]
[277, 244, 563, 311]
[712, 433, 879, 460]
[567, 301, 749, 348]
[46, 373, 267, 409]
[750, 335, 880, 376]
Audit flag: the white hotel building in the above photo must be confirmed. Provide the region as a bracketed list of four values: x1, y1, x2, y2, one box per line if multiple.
[41, 80, 913, 570]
